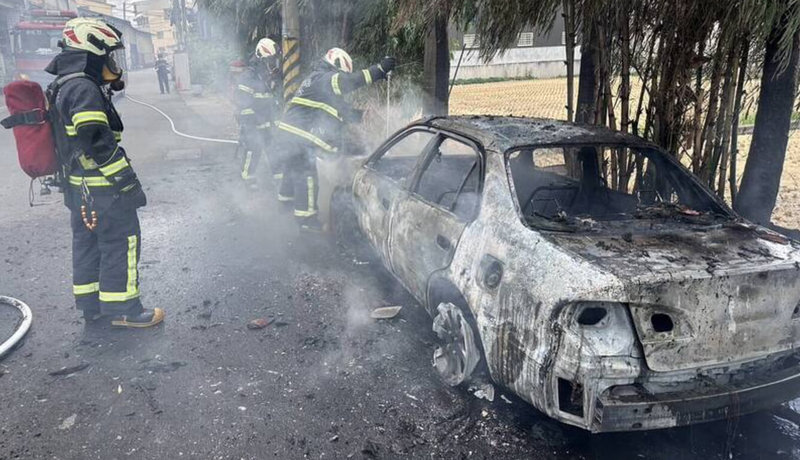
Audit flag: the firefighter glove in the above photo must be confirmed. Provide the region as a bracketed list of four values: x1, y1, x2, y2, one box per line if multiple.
[379, 56, 396, 74]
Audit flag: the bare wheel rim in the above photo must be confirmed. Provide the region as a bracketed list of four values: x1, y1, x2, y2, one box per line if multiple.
[432, 302, 479, 386]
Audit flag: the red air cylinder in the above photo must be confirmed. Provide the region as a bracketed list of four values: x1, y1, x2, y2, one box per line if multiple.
[2, 80, 58, 178]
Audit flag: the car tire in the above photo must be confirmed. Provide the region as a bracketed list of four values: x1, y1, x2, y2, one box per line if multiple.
[432, 301, 483, 386]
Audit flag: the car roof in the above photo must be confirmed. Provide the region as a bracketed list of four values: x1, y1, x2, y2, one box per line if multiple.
[421, 116, 656, 152]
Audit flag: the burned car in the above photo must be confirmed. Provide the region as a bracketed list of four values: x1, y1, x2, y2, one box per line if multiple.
[331, 116, 800, 433]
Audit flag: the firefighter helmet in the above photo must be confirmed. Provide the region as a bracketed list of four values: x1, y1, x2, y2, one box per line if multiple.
[62, 17, 124, 56]
[324, 48, 353, 73]
[255, 38, 278, 59]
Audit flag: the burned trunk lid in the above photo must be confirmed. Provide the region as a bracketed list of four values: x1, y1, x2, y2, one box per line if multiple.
[549, 224, 800, 372]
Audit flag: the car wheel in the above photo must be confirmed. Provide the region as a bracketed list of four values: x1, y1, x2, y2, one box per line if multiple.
[432, 302, 482, 386]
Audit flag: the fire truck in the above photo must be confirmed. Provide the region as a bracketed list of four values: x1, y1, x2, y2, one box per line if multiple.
[10, 9, 77, 86]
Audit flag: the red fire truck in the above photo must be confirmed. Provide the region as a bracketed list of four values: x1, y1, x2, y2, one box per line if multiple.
[10, 9, 77, 86]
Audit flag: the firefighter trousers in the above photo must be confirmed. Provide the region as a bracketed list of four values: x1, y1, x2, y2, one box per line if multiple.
[281, 145, 319, 225]
[240, 126, 278, 181]
[71, 199, 143, 317]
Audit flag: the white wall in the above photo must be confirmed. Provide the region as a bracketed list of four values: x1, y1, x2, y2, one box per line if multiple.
[451, 46, 582, 80]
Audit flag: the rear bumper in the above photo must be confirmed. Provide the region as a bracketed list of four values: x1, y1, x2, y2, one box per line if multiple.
[591, 364, 800, 432]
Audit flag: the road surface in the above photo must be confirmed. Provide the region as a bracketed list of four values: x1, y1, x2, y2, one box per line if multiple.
[1, 70, 800, 459]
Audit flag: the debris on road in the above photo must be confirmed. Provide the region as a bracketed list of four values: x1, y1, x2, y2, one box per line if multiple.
[247, 318, 272, 329]
[140, 361, 186, 374]
[48, 363, 89, 377]
[58, 414, 77, 430]
[404, 392, 420, 402]
[471, 382, 495, 402]
[370, 306, 402, 320]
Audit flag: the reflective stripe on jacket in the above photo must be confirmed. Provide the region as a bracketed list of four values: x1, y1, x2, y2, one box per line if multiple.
[280, 60, 386, 152]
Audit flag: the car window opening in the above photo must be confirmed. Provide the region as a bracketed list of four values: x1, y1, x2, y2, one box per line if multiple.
[415, 137, 481, 220]
[507, 145, 731, 231]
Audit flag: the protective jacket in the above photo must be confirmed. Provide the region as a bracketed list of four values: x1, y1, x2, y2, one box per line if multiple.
[45, 50, 144, 210]
[235, 62, 281, 131]
[45, 49, 145, 317]
[279, 60, 388, 153]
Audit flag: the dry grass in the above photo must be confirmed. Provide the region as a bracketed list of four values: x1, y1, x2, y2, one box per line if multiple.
[450, 78, 800, 228]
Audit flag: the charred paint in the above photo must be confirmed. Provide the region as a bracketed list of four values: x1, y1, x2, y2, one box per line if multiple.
[338, 116, 800, 433]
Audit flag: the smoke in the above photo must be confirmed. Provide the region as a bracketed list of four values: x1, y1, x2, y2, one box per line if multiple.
[350, 74, 428, 155]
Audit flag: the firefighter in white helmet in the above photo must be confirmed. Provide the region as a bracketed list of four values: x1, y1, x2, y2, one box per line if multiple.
[235, 37, 282, 184]
[277, 48, 396, 231]
[44, 17, 164, 327]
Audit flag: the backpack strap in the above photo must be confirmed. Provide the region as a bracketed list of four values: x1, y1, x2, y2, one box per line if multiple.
[46, 72, 93, 172]
[46, 72, 91, 106]
[0, 109, 47, 129]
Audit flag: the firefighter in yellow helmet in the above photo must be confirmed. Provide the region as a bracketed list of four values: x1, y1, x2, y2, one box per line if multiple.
[44, 17, 164, 327]
[235, 37, 282, 184]
[277, 48, 395, 231]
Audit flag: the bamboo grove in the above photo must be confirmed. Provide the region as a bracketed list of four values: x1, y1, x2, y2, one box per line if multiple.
[198, 0, 800, 226]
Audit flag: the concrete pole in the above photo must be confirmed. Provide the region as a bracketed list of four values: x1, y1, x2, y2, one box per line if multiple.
[282, 0, 301, 101]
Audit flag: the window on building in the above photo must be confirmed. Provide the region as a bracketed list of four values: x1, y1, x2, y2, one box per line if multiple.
[518, 32, 534, 47]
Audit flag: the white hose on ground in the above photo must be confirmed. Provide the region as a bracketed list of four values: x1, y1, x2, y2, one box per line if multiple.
[124, 94, 239, 145]
[0, 296, 32, 359]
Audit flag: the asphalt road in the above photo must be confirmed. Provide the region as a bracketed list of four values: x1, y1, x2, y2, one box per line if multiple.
[2, 70, 800, 460]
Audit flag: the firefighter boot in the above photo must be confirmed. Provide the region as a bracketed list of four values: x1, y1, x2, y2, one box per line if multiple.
[110, 307, 165, 328]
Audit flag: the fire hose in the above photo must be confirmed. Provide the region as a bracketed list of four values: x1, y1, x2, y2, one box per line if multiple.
[0, 296, 32, 360]
[124, 94, 239, 145]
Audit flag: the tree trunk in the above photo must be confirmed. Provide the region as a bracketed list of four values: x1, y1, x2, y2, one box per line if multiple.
[563, 0, 576, 122]
[423, 13, 450, 116]
[576, 14, 598, 124]
[729, 41, 749, 203]
[734, 12, 800, 225]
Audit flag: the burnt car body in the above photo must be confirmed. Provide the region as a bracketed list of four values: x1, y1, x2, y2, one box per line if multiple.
[332, 116, 800, 432]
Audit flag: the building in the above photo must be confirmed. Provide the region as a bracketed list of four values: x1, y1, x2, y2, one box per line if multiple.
[76, 0, 112, 15]
[451, 20, 581, 81]
[134, 0, 176, 54]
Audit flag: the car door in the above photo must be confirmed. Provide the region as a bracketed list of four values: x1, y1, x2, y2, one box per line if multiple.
[352, 128, 438, 264]
[388, 133, 484, 301]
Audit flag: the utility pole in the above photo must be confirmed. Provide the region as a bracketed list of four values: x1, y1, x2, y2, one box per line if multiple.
[282, 0, 301, 101]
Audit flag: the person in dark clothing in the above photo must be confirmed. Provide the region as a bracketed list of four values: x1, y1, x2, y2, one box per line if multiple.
[45, 17, 164, 328]
[278, 48, 395, 231]
[235, 38, 282, 183]
[155, 54, 170, 94]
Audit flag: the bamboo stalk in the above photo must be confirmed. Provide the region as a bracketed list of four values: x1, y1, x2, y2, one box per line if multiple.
[729, 39, 750, 203]
[716, 41, 740, 196]
[563, 0, 576, 122]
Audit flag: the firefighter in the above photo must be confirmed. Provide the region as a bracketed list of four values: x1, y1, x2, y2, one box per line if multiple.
[45, 18, 164, 327]
[278, 48, 395, 230]
[235, 38, 282, 184]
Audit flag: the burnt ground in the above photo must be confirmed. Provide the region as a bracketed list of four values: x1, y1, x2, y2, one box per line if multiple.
[1, 70, 800, 460]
